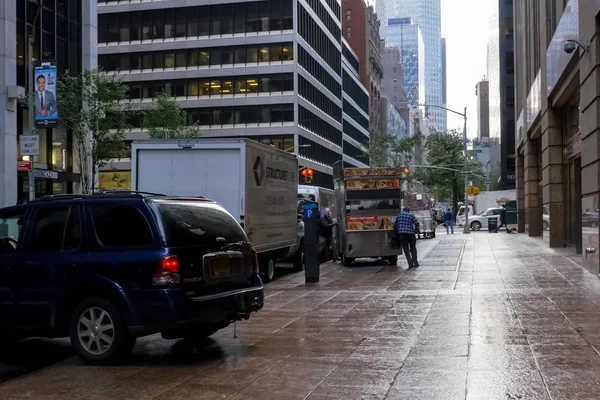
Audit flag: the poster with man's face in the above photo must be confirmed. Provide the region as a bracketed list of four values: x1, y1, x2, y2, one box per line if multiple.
[34, 60, 58, 128]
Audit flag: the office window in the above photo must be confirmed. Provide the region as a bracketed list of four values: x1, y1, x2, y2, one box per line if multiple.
[188, 49, 199, 67]
[153, 9, 164, 39]
[272, 105, 284, 122]
[199, 79, 210, 96]
[164, 82, 174, 96]
[222, 78, 233, 94]
[260, 76, 271, 92]
[246, 2, 258, 32]
[234, 47, 246, 63]
[270, 0, 282, 30]
[271, 75, 282, 92]
[222, 47, 234, 64]
[346, 27, 351, 38]
[142, 11, 152, 40]
[259, 45, 270, 62]
[175, 51, 186, 68]
[119, 13, 130, 41]
[119, 54, 130, 71]
[210, 5, 221, 35]
[222, 5, 234, 34]
[165, 52, 175, 68]
[346, 9, 351, 20]
[504, 17, 513, 38]
[247, 46, 258, 63]
[175, 8, 187, 38]
[187, 79, 199, 96]
[130, 12, 141, 41]
[164, 9, 174, 38]
[210, 48, 221, 65]
[211, 79, 222, 95]
[505, 51, 514, 74]
[282, 0, 293, 29]
[282, 74, 293, 91]
[129, 83, 141, 99]
[131, 53, 142, 70]
[247, 77, 259, 93]
[234, 4, 246, 33]
[271, 44, 283, 61]
[174, 81, 185, 97]
[142, 53, 152, 69]
[154, 52, 164, 69]
[199, 10, 209, 36]
[199, 50, 210, 66]
[235, 77, 248, 93]
[282, 43, 293, 60]
[107, 14, 119, 42]
[222, 108, 234, 124]
[258, 2, 269, 32]
[187, 7, 198, 36]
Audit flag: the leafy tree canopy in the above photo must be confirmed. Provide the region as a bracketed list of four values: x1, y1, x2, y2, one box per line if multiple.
[143, 91, 200, 139]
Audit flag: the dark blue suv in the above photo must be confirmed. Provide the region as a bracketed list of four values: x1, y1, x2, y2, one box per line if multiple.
[0, 192, 264, 364]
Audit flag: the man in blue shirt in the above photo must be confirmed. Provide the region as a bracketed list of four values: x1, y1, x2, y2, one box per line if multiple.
[395, 207, 420, 269]
[444, 209, 454, 234]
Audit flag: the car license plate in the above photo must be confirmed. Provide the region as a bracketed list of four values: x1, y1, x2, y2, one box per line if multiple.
[212, 259, 232, 277]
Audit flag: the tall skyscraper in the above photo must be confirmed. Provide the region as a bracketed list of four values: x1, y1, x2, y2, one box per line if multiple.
[387, 18, 425, 109]
[441, 38, 447, 111]
[487, 0, 515, 189]
[365, 0, 389, 41]
[476, 80, 490, 139]
[389, 0, 446, 133]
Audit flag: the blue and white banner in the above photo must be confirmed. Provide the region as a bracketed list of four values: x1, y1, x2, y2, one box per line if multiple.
[34, 60, 58, 129]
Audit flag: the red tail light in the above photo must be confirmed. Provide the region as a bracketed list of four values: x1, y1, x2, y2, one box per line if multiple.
[153, 255, 180, 286]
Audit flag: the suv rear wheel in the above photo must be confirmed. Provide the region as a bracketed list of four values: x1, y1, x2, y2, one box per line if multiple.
[69, 297, 135, 365]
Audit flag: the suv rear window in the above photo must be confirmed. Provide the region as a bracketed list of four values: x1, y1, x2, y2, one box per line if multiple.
[155, 200, 247, 247]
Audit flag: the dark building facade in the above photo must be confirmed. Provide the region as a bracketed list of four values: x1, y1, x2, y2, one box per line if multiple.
[0, 0, 95, 207]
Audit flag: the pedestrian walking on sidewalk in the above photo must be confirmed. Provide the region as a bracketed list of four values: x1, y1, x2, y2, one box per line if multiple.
[495, 206, 510, 233]
[319, 208, 339, 261]
[395, 207, 420, 269]
[444, 209, 454, 234]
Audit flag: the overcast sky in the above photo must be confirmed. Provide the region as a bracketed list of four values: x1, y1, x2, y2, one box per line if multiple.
[441, 0, 494, 137]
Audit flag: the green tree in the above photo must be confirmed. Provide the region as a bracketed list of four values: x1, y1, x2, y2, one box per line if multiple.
[143, 91, 200, 139]
[413, 130, 485, 212]
[57, 68, 130, 194]
[369, 130, 423, 167]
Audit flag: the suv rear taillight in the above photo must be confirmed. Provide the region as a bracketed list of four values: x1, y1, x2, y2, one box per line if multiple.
[153, 255, 180, 286]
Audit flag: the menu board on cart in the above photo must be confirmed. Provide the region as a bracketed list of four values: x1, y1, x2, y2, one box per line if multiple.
[346, 216, 395, 231]
[346, 179, 400, 190]
[344, 168, 399, 177]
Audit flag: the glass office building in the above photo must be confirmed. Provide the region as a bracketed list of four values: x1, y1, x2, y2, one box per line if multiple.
[389, 0, 446, 133]
[387, 18, 425, 108]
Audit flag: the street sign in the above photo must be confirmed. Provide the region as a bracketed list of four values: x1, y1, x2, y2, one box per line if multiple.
[33, 169, 58, 179]
[20, 135, 40, 156]
[470, 149, 483, 154]
[17, 160, 32, 171]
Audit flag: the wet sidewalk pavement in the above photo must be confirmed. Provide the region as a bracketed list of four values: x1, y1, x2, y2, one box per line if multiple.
[4, 232, 600, 399]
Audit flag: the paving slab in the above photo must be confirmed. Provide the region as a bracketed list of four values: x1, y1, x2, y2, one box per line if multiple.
[6, 231, 600, 398]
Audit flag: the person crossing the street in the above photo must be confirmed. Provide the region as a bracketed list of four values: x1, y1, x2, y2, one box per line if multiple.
[395, 207, 420, 269]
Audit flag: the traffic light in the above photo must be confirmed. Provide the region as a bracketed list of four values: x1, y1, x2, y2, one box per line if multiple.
[403, 167, 410, 175]
[301, 168, 314, 184]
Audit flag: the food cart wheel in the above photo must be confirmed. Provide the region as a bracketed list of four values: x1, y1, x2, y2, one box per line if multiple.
[385, 256, 398, 265]
[342, 256, 354, 266]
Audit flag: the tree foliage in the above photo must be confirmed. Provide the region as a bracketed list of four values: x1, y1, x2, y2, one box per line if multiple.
[413, 130, 485, 207]
[143, 92, 200, 139]
[56, 68, 130, 194]
[369, 130, 423, 167]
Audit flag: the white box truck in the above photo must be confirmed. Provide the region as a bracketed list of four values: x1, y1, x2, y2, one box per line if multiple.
[131, 139, 299, 282]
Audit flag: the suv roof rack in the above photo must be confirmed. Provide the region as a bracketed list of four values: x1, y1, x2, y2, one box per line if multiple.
[30, 191, 167, 203]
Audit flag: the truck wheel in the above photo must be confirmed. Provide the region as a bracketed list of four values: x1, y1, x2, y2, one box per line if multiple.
[292, 242, 304, 272]
[342, 256, 354, 266]
[69, 297, 135, 365]
[386, 256, 398, 265]
[260, 256, 276, 283]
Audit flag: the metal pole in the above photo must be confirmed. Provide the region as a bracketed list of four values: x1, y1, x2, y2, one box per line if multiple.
[463, 107, 470, 234]
[27, 36, 35, 202]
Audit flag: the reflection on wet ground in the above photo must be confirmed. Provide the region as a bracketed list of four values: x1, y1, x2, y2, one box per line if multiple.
[4, 233, 600, 399]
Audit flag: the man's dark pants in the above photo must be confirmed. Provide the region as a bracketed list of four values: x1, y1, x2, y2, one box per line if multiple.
[398, 233, 418, 267]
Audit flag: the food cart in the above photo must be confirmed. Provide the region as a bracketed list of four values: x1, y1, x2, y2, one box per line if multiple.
[333, 162, 403, 266]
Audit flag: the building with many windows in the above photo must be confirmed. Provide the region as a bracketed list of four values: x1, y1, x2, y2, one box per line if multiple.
[0, 1, 96, 207]
[387, 18, 425, 108]
[98, 0, 368, 189]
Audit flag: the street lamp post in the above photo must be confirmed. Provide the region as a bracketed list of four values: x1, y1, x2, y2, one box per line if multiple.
[25, 1, 45, 202]
[417, 104, 470, 233]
